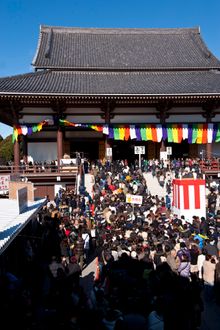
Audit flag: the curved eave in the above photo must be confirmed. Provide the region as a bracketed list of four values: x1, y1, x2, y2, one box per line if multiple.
[1, 92, 220, 103]
[32, 25, 44, 67]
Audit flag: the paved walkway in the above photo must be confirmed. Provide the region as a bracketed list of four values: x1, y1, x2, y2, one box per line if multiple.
[80, 255, 96, 299]
[200, 294, 220, 329]
[143, 172, 167, 198]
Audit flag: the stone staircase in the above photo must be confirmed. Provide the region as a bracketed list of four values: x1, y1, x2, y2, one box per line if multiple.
[84, 173, 95, 197]
[143, 172, 167, 198]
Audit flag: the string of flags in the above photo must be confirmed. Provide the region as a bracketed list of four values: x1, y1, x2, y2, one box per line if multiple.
[59, 120, 220, 144]
[12, 119, 51, 143]
[12, 119, 220, 144]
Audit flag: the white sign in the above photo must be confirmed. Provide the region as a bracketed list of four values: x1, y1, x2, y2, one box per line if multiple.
[166, 147, 172, 155]
[160, 151, 168, 161]
[134, 146, 145, 155]
[106, 147, 112, 157]
[126, 194, 143, 205]
[0, 175, 10, 194]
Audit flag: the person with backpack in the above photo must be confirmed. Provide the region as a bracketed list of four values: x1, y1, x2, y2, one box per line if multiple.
[177, 241, 191, 262]
[178, 250, 191, 278]
[177, 241, 191, 278]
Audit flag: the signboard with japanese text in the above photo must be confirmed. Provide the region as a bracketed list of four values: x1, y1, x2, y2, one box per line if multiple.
[166, 147, 172, 155]
[134, 146, 145, 155]
[160, 151, 168, 160]
[0, 175, 10, 194]
[126, 194, 143, 205]
[106, 147, 112, 157]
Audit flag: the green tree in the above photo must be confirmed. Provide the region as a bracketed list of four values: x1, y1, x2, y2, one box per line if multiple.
[0, 135, 14, 162]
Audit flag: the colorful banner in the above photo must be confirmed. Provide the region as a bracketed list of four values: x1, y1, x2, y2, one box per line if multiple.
[59, 120, 220, 144]
[12, 120, 50, 143]
[12, 119, 220, 144]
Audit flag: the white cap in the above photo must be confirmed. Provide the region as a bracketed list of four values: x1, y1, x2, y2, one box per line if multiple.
[131, 251, 137, 258]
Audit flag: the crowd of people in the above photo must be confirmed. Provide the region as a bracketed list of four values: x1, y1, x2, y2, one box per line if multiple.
[1, 158, 220, 329]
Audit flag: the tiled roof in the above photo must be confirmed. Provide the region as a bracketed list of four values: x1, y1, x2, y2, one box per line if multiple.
[0, 70, 220, 96]
[0, 198, 45, 255]
[32, 26, 220, 70]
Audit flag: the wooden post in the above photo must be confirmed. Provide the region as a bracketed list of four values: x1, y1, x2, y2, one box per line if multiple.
[160, 140, 166, 152]
[13, 139, 20, 173]
[206, 143, 212, 159]
[22, 135, 28, 164]
[57, 128, 63, 172]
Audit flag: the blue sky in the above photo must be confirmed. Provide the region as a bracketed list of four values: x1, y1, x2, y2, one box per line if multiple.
[1, 0, 220, 138]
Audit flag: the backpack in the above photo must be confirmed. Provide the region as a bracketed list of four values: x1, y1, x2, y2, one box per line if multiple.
[178, 248, 191, 262]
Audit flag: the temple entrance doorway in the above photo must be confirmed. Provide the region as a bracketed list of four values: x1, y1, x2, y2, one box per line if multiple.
[70, 140, 99, 160]
[111, 140, 160, 164]
[112, 140, 136, 164]
[167, 140, 190, 159]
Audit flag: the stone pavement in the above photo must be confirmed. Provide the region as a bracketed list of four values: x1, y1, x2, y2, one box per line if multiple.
[143, 172, 167, 198]
[80, 255, 96, 299]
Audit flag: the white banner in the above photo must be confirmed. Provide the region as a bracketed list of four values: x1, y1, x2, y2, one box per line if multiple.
[160, 151, 167, 160]
[106, 148, 112, 157]
[166, 146, 172, 155]
[134, 146, 145, 154]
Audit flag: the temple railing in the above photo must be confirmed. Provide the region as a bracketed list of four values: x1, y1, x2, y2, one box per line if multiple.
[0, 164, 79, 175]
[199, 159, 220, 172]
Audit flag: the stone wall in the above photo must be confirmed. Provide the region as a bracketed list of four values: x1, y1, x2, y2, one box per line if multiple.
[9, 181, 35, 202]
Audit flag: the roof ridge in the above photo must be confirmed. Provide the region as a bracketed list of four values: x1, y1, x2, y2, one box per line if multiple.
[40, 25, 200, 35]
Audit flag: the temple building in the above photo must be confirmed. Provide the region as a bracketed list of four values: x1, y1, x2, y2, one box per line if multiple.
[1, 25, 220, 169]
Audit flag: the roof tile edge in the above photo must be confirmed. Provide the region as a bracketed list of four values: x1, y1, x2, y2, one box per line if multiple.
[40, 25, 200, 35]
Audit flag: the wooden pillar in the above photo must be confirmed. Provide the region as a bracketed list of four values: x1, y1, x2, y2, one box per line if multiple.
[160, 140, 166, 152]
[147, 141, 156, 159]
[13, 139, 20, 173]
[189, 144, 198, 158]
[98, 141, 105, 160]
[206, 143, 212, 159]
[22, 135, 28, 164]
[57, 128, 63, 171]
